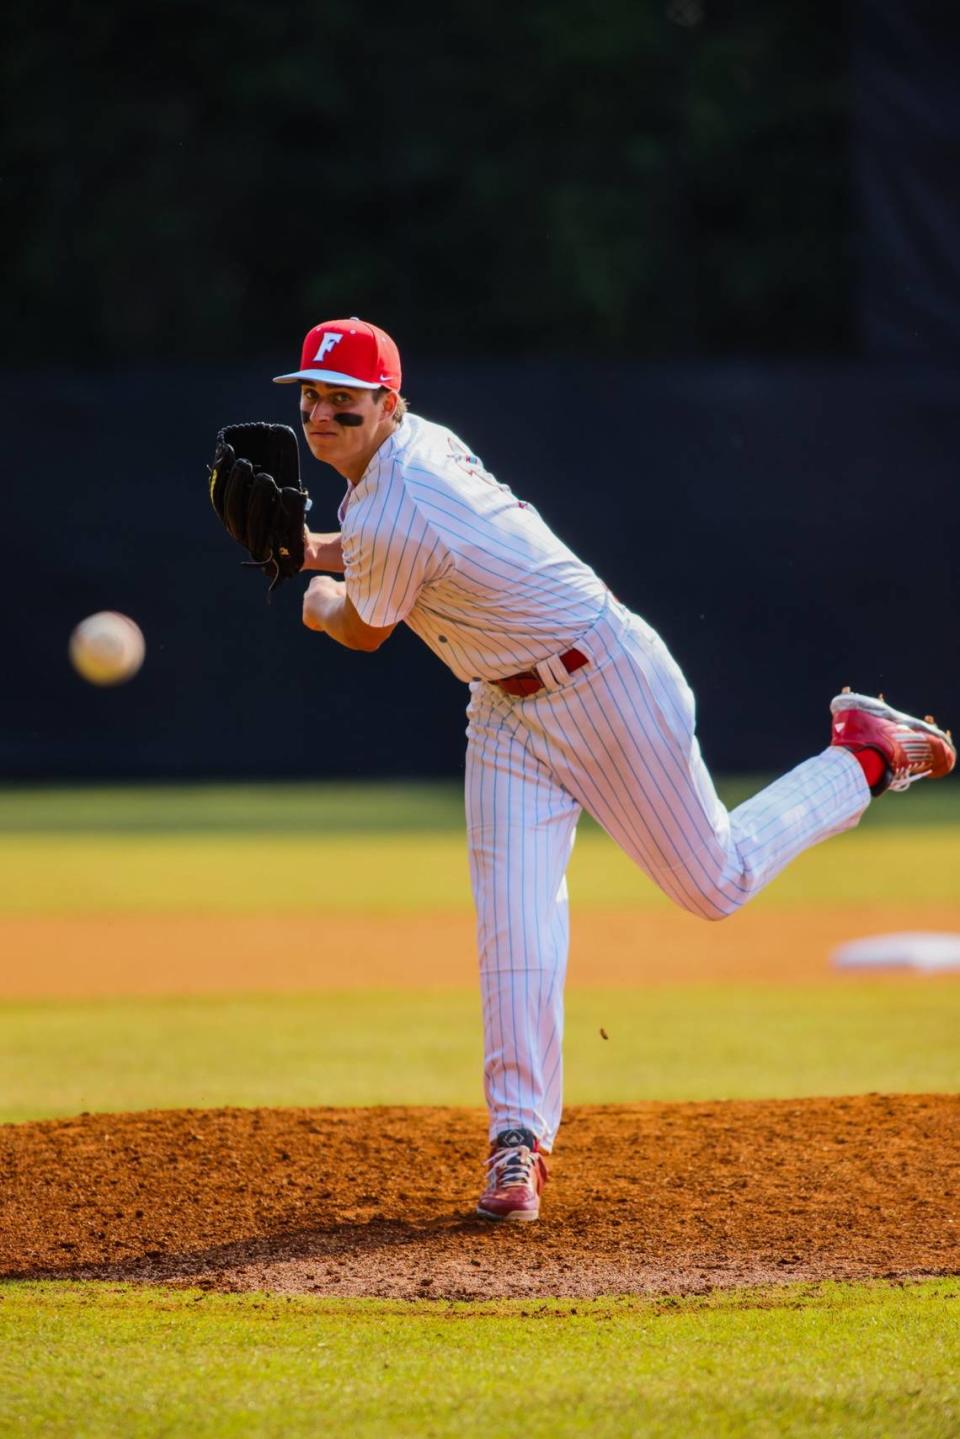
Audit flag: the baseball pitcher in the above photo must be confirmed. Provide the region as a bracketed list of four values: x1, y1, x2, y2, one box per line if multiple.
[210, 317, 955, 1222]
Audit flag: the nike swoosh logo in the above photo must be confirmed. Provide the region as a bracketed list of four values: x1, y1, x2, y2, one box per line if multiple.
[379, 374, 393, 382]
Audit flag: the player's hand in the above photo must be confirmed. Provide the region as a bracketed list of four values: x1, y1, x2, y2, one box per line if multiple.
[302, 575, 345, 631]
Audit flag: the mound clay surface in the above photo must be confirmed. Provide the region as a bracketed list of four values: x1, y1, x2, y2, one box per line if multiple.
[2, 1096, 958, 1300]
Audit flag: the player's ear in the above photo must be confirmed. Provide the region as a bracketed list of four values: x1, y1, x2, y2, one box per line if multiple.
[382, 390, 398, 417]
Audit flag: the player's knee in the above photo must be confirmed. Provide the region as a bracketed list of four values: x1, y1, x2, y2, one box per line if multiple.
[672, 888, 743, 922]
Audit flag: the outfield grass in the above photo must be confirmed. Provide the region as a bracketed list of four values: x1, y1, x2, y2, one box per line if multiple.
[2, 983, 958, 1124]
[1, 825, 958, 914]
[0, 777, 956, 834]
[1, 779, 956, 916]
[0, 782, 471, 835]
[2, 1280, 958, 1438]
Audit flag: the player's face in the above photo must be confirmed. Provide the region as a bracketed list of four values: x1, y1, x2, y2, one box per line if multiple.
[299, 383, 386, 468]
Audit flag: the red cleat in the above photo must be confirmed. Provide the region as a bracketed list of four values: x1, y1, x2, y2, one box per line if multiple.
[830, 689, 956, 796]
[476, 1127, 548, 1222]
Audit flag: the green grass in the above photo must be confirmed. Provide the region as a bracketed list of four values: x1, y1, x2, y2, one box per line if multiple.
[2, 983, 958, 1124]
[0, 777, 956, 834]
[1, 825, 958, 914]
[0, 782, 470, 835]
[1, 779, 955, 914]
[1, 1280, 958, 1437]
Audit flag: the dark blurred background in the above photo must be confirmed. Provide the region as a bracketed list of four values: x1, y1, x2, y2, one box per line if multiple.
[3, 0, 958, 780]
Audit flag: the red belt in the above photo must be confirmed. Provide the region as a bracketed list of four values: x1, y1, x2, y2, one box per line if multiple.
[492, 647, 589, 698]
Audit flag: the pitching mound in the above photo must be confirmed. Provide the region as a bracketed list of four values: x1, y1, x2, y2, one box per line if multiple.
[2, 1096, 957, 1300]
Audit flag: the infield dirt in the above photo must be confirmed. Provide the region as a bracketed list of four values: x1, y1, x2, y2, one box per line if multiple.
[4, 904, 960, 996]
[2, 1095, 958, 1300]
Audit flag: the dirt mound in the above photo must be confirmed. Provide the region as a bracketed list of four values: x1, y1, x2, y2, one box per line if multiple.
[2, 1096, 958, 1300]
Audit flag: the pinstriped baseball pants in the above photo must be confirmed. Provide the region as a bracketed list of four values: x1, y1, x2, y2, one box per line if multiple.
[465, 596, 870, 1152]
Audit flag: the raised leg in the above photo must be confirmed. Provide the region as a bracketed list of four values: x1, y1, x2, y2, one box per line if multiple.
[522, 604, 871, 920]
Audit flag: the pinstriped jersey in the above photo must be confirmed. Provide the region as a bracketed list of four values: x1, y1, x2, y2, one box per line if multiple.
[338, 414, 607, 682]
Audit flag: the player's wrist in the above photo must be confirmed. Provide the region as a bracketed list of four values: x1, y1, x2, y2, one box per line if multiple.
[301, 531, 345, 573]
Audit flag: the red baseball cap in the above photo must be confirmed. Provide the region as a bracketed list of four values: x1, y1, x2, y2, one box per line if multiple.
[273, 317, 402, 391]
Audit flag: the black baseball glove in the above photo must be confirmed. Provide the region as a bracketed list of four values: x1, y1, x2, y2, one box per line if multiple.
[208, 422, 311, 593]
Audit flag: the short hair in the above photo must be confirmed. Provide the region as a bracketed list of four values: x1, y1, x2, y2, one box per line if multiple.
[375, 387, 407, 423]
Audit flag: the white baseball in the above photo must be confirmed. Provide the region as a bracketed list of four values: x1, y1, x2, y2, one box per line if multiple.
[69, 611, 146, 686]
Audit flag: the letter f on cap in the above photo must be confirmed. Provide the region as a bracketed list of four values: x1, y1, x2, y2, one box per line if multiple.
[313, 332, 344, 362]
